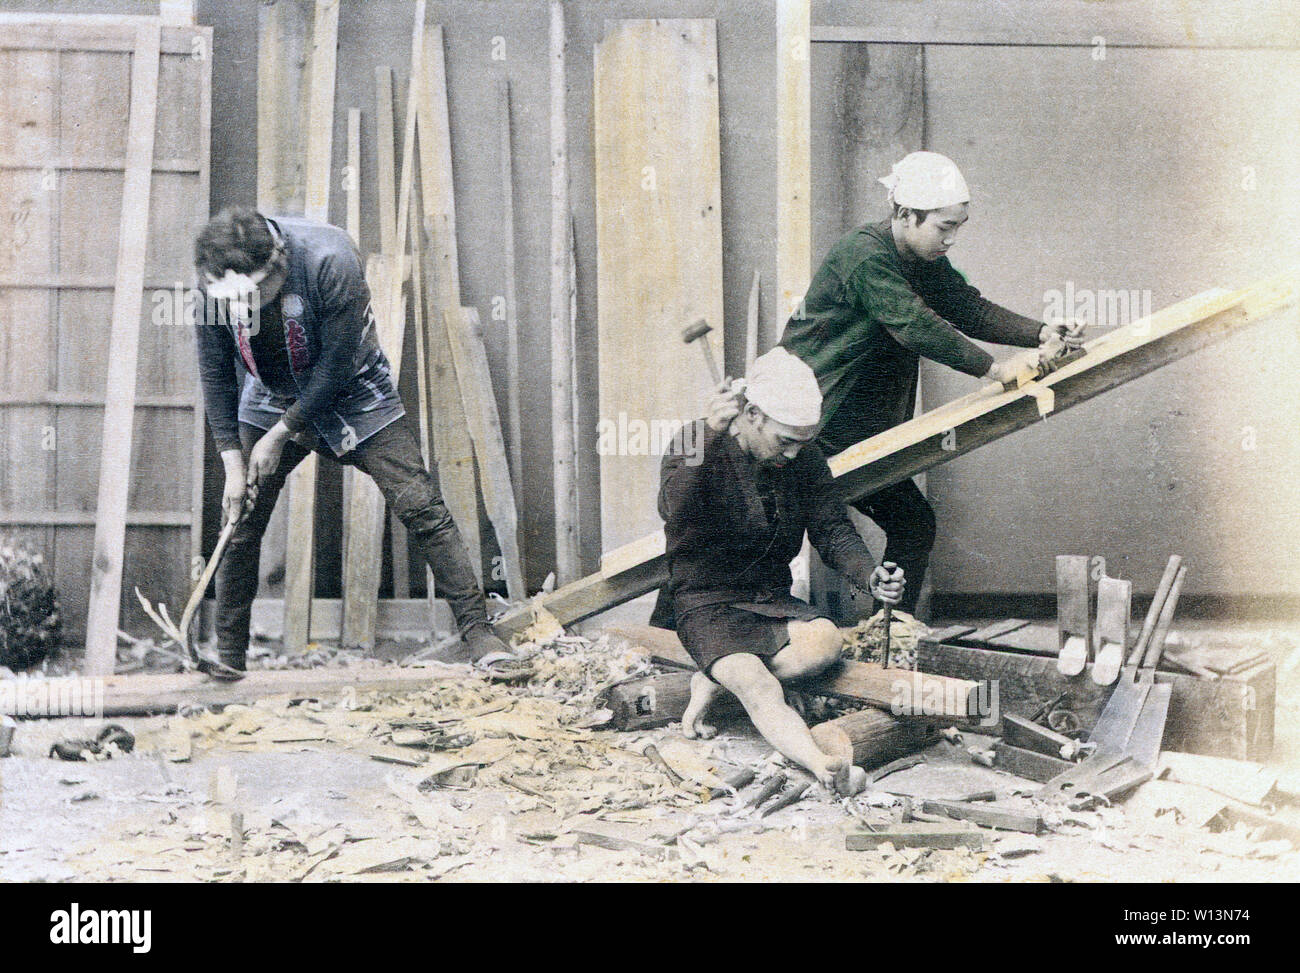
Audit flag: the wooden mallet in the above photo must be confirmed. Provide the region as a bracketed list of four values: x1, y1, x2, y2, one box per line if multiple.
[681, 318, 721, 385]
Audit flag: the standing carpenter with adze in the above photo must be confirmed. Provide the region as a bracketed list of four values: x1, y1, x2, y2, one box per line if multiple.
[193, 207, 516, 672]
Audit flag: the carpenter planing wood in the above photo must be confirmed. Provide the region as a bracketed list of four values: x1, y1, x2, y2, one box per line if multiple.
[492, 273, 1300, 641]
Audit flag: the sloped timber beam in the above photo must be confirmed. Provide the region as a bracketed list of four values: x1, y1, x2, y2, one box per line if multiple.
[493, 271, 1299, 640]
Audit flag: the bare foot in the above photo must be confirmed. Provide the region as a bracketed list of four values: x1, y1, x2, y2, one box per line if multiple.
[808, 752, 844, 790]
[682, 671, 722, 740]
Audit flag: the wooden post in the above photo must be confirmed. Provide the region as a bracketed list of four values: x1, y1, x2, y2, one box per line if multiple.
[776, 0, 811, 324]
[340, 9, 423, 648]
[283, 0, 338, 652]
[416, 21, 481, 585]
[255, 0, 312, 601]
[499, 79, 525, 578]
[746, 270, 760, 372]
[84, 21, 161, 675]
[375, 64, 411, 600]
[550, 0, 578, 584]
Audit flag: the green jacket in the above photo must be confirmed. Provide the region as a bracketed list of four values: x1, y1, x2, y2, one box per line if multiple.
[781, 219, 1041, 455]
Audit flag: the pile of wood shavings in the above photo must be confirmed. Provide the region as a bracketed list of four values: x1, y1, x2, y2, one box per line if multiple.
[840, 609, 928, 670]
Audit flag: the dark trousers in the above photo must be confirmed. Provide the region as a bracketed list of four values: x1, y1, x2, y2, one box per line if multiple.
[214, 417, 487, 667]
[851, 478, 936, 615]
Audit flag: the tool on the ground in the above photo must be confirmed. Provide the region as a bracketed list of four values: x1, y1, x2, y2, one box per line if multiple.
[1125, 563, 1185, 768]
[1028, 691, 1069, 725]
[1091, 574, 1132, 686]
[1039, 561, 1187, 805]
[1001, 713, 1088, 761]
[958, 789, 997, 803]
[708, 766, 757, 800]
[743, 772, 788, 810]
[49, 723, 136, 761]
[879, 561, 898, 668]
[870, 754, 926, 783]
[993, 740, 1074, 783]
[137, 501, 251, 682]
[642, 743, 685, 786]
[920, 798, 1046, 835]
[681, 318, 721, 386]
[760, 780, 812, 817]
[1036, 751, 1153, 810]
[967, 746, 996, 768]
[847, 823, 988, 851]
[1055, 555, 1093, 675]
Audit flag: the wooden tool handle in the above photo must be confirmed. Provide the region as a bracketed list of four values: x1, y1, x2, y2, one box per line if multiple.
[1129, 555, 1182, 667]
[1140, 564, 1186, 671]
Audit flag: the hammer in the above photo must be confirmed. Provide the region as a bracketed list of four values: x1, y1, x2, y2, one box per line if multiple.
[681, 318, 721, 386]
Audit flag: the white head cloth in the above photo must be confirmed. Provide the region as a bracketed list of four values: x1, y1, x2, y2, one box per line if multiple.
[742, 347, 822, 428]
[879, 151, 970, 210]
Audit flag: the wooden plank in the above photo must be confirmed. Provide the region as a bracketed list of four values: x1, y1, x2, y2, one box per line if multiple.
[847, 824, 986, 851]
[827, 278, 1298, 503]
[919, 798, 1045, 835]
[745, 270, 760, 372]
[83, 21, 161, 675]
[2, 665, 460, 718]
[0, 19, 201, 56]
[340, 24, 419, 648]
[256, 0, 311, 214]
[550, 1, 578, 583]
[499, 80, 524, 552]
[283, 0, 338, 651]
[374, 66, 398, 254]
[375, 64, 410, 602]
[492, 274, 1300, 639]
[776, 0, 811, 321]
[809, 1, 1300, 48]
[255, 1, 312, 602]
[339, 106, 361, 583]
[993, 741, 1074, 784]
[338, 257, 394, 649]
[415, 21, 480, 584]
[444, 307, 524, 599]
[594, 18, 723, 553]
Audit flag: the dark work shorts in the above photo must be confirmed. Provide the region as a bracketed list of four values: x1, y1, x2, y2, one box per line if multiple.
[676, 597, 829, 677]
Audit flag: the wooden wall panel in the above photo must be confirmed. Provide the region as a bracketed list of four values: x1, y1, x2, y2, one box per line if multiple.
[593, 19, 724, 553]
[0, 16, 211, 649]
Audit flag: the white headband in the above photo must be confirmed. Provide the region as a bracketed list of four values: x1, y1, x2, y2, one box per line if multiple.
[879, 151, 970, 210]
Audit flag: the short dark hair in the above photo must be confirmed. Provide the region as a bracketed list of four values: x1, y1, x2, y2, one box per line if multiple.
[195, 207, 275, 279]
[891, 202, 933, 225]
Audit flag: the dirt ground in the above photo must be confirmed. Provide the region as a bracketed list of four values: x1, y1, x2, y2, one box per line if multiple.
[1, 618, 1297, 883]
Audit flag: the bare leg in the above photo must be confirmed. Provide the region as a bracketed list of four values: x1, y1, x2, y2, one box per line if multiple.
[768, 617, 844, 681]
[710, 652, 844, 788]
[682, 671, 723, 740]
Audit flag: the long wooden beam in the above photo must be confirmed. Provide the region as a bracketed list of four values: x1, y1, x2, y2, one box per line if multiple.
[340, 9, 423, 650]
[3, 666, 458, 718]
[550, 0, 579, 583]
[416, 21, 481, 585]
[809, 0, 1300, 48]
[84, 21, 161, 675]
[493, 271, 1299, 639]
[283, 0, 339, 651]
